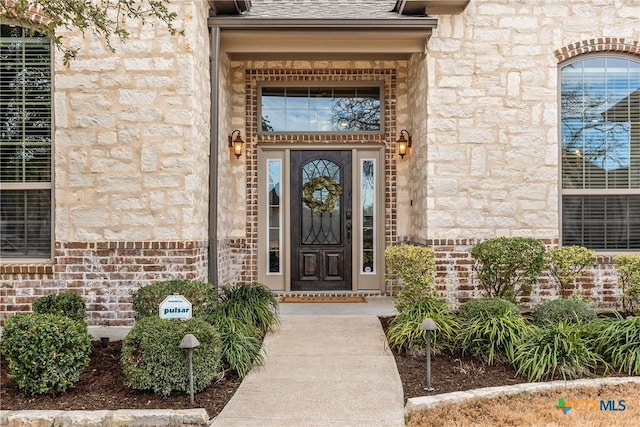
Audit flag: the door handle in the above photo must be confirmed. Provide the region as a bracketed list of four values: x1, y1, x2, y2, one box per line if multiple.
[346, 222, 352, 240]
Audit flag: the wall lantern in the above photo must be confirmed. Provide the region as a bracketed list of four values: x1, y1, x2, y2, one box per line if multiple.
[397, 129, 412, 159]
[228, 129, 245, 159]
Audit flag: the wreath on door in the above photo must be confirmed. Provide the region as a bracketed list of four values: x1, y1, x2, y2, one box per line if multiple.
[302, 176, 343, 213]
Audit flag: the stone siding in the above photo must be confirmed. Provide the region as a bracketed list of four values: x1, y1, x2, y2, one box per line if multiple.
[414, 0, 640, 241]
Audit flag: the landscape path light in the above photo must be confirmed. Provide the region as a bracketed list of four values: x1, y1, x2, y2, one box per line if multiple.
[419, 317, 438, 392]
[179, 333, 201, 405]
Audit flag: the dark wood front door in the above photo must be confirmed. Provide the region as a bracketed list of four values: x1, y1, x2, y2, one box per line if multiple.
[291, 150, 352, 291]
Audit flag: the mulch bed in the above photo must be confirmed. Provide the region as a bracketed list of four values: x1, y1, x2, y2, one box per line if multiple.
[2, 317, 632, 417]
[0, 341, 241, 418]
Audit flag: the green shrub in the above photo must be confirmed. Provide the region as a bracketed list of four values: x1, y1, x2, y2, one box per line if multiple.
[385, 245, 437, 311]
[131, 279, 217, 319]
[216, 283, 279, 336]
[456, 308, 530, 365]
[386, 298, 458, 355]
[0, 313, 91, 396]
[532, 298, 596, 326]
[120, 316, 222, 396]
[512, 322, 605, 382]
[614, 254, 640, 315]
[209, 312, 264, 378]
[457, 297, 519, 321]
[33, 291, 86, 323]
[545, 246, 595, 298]
[471, 237, 546, 303]
[591, 314, 640, 375]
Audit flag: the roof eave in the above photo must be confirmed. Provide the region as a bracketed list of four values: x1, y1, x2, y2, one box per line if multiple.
[207, 17, 438, 31]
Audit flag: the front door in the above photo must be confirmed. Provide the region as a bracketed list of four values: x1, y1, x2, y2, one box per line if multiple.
[291, 150, 352, 291]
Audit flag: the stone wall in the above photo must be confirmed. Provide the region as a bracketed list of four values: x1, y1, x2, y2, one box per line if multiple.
[0, 1, 212, 325]
[413, 0, 639, 241]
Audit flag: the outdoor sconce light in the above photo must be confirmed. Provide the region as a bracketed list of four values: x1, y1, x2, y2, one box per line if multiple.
[419, 317, 438, 392]
[228, 129, 245, 159]
[397, 129, 412, 159]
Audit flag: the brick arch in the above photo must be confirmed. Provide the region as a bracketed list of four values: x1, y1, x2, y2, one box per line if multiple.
[1, 0, 53, 26]
[554, 38, 640, 63]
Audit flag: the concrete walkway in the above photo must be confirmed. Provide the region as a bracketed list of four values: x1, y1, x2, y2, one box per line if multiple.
[210, 298, 403, 427]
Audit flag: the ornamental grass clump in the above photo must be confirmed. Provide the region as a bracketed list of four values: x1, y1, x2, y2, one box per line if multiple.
[456, 298, 529, 365]
[613, 254, 640, 316]
[386, 297, 459, 355]
[121, 316, 222, 396]
[215, 282, 279, 336]
[532, 298, 596, 326]
[545, 246, 595, 298]
[206, 282, 278, 377]
[512, 322, 605, 382]
[471, 237, 546, 303]
[385, 244, 437, 311]
[0, 313, 91, 396]
[591, 314, 640, 375]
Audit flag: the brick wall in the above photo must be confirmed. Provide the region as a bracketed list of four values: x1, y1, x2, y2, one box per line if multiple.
[0, 241, 208, 326]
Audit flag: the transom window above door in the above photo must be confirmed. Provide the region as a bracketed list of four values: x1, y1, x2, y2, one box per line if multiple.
[259, 84, 382, 133]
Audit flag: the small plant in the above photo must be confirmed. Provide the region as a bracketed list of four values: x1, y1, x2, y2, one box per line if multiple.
[131, 279, 217, 319]
[532, 298, 596, 326]
[545, 246, 595, 298]
[215, 283, 279, 336]
[613, 254, 640, 316]
[120, 316, 222, 396]
[512, 322, 605, 382]
[456, 308, 530, 364]
[386, 297, 458, 355]
[209, 312, 264, 378]
[385, 244, 437, 311]
[33, 291, 86, 323]
[471, 237, 546, 303]
[0, 313, 91, 396]
[591, 314, 640, 375]
[457, 297, 519, 321]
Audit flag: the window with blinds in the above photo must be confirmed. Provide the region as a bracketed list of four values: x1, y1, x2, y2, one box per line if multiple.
[561, 56, 640, 250]
[0, 25, 52, 258]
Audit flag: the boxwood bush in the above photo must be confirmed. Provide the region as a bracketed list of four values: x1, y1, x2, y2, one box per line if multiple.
[132, 279, 217, 319]
[457, 297, 520, 321]
[471, 237, 546, 302]
[0, 313, 91, 396]
[385, 244, 437, 311]
[533, 298, 596, 326]
[33, 291, 86, 323]
[121, 316, 223, 396]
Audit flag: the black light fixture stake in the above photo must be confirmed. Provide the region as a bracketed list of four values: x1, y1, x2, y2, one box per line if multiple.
[179, 334, 201, 405]
[419, 318, 438, 392]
